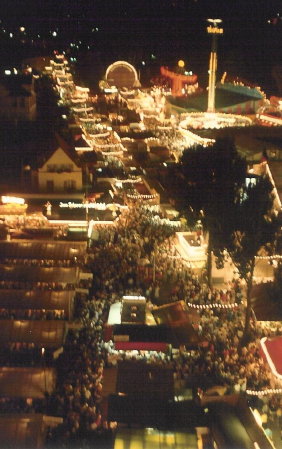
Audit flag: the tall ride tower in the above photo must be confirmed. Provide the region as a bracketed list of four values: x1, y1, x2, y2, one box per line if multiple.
[207, 18, 223, 113]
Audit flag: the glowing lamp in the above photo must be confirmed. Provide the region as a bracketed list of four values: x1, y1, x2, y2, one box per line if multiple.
[1, 196, 25, 205]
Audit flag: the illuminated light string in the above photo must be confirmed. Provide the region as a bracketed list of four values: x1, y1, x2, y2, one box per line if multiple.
[71, 98, 88, 104]
[166, 253, 207, 263]
[93, 143, 123, 149]
[120, 90, 136, 96]
[157, 126, 173, 130]
[72, 107, 93, 113]
[79, 118, 100, 123]
[121, 138, 135, 142]
[178, 128, 215, 147]
[75, 147, 93, 153]
[142, 113, 161, 118]
[53, 67, 65, 73]
[1, 196, 25, 205]
[76, 86, 90, 93]
[246, 388, 282, 396]
[186, 302, 237, 310]
[126, 193, 159, 200]
[88, 132, 110, 138]
[255, 255, 282, 260]
[115, 178, 142, 184]
[101, 151, 125, 156]
[52, 63, 65, 68]
[59, 201, 127, 210]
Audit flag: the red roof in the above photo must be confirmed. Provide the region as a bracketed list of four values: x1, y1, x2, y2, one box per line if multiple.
[260, 336, 282, 379]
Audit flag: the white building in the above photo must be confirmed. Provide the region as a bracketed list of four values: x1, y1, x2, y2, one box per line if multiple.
[37, 137, 82, 193]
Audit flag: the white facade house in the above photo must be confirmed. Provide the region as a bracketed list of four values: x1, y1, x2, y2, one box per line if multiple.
[0, 74, 37, 121]
[38, 146, 82, 193]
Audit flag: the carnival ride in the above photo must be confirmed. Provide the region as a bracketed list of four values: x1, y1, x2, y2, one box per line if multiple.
[160, 66, 199, 97]
[163, 19, 257, 130]
[105, 61, 140, 89]
[179, 112, 252, 130]
[256, 97, 282, 126]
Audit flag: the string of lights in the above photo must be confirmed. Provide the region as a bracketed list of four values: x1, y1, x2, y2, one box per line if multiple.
[186, 302, 237, 310]
[246, 388, 282, 396]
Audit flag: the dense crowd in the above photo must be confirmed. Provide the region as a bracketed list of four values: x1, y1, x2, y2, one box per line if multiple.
[46, 205, 282, 445]
[0, 308, 66, 320]
[0, 281, 76, 290]
[1, 258, 79, 268]
[1, 204, 282, 447]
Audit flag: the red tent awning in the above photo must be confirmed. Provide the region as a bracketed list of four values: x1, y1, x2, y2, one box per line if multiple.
[114, 341, 170, 352]
[260, 336, 282, 379]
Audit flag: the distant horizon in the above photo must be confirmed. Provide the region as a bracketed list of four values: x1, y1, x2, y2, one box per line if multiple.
[0, 0, 281, 95]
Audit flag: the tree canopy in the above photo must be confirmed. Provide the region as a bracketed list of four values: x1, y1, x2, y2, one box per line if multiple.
[179, 138, 247, 281]
[177, 138, 280, 341]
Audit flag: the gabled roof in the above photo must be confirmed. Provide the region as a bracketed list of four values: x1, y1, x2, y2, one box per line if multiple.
[251, 282, 282, 320]
[0, 74, 33, 97]
[38, 133, 81, 168]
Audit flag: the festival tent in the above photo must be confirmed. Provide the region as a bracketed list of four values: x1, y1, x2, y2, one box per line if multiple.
[0, 414, 63, 449]
[0, 320, 66, 348]
[107, 301, 203, 350]
[151, 300, 202, 348]
[0, 240, 86, 261]
[0, 265, 79, 284]
[251, 282, 282, 321]
[113, 428, 198, 449]
[108, 360, 174, 427]
[209, 399, 274, 449]
[0, 290, 75, 320]
[116, 360, 174, 400]
[260, 336, 282, 379]
[0, 367, 56, 397]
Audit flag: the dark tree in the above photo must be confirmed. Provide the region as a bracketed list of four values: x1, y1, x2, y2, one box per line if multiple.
[179, 138, 247, 285]
[227, 175, 279, 343]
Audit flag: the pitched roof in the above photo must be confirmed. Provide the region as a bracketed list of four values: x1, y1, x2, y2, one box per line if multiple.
[38, 133, 81, 168]
[0, 74, 33, 97]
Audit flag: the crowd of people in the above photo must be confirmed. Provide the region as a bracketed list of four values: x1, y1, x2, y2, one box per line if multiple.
[0, 281, 76, 291]
[1, 203, 282, 447]
[0, 343, 52, 367]
[44, 204, 282, 445]
[0, 308, 66, 321]
[0, 258, 80, 268]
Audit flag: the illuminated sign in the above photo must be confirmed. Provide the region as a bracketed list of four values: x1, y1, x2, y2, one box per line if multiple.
[59, 201, 107, 210]
[207, 26, 224, 34]
[1, 196, 25, 205]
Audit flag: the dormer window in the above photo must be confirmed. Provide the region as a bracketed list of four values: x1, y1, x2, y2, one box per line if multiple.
[47, 164, 56, 172]
[47, 164, 73, 172]
[61, 164, 73, 172]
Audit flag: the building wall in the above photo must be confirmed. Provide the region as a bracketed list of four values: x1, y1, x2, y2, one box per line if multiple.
[38, 148, 82, 193]
[0, 80, 37, 121]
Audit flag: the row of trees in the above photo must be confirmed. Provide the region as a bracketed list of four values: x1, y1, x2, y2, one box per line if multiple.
[173, 138, 280, 343]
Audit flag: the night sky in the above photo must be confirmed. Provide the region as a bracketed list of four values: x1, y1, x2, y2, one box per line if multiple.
[1, 0, 282, 92]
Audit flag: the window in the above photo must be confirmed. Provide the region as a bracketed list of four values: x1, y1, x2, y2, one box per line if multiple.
[61, 164, 73, 172]
[64, 180, 76, 192]
[47, 164, 56, 172]
[46, 180, 54, 192]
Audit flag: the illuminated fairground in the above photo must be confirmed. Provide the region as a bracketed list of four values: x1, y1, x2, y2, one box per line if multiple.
[179, 111, 252, 130]
[164, 19, 259, 131]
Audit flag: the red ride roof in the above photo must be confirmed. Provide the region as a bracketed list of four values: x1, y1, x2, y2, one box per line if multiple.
[260, 336, 282, 379]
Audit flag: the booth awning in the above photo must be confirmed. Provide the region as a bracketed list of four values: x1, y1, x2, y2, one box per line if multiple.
[260, 336, 282, 379]
[114, 341, 170, 352]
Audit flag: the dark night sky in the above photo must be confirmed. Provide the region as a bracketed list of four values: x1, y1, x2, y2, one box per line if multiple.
[2, 0, 281, 23]
[1, 0, 282, 92]
[2, 0, 281, 35]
